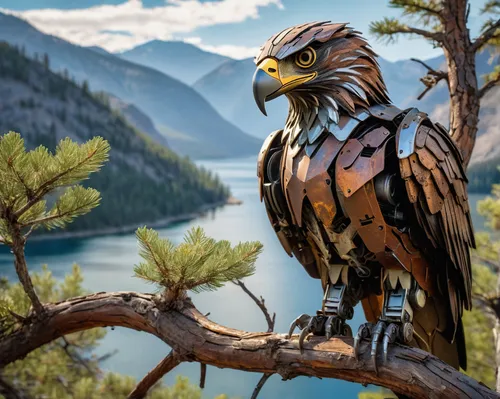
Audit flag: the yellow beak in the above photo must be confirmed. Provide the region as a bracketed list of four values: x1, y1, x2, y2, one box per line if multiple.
[252, 58, 317, 116]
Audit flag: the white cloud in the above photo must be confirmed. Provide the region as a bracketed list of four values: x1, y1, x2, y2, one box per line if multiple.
[1, 0, 283, 55]
[183, 37, 259, 59]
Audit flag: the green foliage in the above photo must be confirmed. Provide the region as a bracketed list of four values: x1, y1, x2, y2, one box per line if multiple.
[0, 267, 229, 398]
[460, 182, 500, 389]
[135, 226, 262, 295]
[358, 388, 397, 399]
[0, 132, 109, 242]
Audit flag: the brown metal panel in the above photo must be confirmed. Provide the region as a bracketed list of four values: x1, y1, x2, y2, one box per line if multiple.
[304, 135, 344, 227]
[359, 126, 391, 148]
[337, 142, 387, 198]
[342, 181, 386, 254]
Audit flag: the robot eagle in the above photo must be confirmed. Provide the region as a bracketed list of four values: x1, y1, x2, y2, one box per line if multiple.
[253, 21, 474, 370]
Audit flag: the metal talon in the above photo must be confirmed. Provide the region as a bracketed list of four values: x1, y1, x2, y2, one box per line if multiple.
[287, 313, 310, 339]
[325, 315, 335, 340]
[353, 323, 373, 360]
[370, 321, 386, 375]
[298, 325, 311, 353]
[382, 323, 399, 363]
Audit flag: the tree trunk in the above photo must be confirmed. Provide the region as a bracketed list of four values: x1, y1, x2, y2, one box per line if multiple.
[441, 0, 480, 167]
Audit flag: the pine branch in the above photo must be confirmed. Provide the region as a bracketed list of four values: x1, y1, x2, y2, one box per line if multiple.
[389, 0, 443, 18]
[11, 224, 43, 314]
[127, 350, 182, 399]
[472, 18, 500, 52]
[369, 17, 443, 43]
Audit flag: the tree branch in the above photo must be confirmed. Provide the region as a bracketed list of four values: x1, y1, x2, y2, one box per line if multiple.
[128, 350, 182, 399]
[370, 18, 444, 43]
[199, 363, 207, 389]
[0, 374, 32, 399]
[479, 73, 500, 99]
[10, 224, 44, 314]
[251, 373, 273, 399]
[390, 0, 443, 19]
[410, 58, 449, 100]
[472, 18, 500, 52]
[0, 291, 497, 399]
[234, 280, 275, 332]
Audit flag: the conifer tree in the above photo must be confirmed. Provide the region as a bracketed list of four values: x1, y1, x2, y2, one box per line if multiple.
[370, 0, 500, 166]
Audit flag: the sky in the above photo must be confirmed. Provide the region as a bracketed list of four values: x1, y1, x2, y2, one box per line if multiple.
[0, 0, 488, 60]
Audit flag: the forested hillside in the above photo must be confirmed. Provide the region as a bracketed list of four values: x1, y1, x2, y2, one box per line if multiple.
[0, 42, 229, 234]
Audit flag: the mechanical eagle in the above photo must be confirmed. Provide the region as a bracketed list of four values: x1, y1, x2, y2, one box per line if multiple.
[253, 21, 474, 371]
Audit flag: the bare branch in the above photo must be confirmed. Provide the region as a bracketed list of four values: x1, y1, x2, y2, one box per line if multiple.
[234, 280, 275, 332]
[0, 374, 32, 399]
[200, 363, 207, 389]
[128, 350, 182, 399]
[0, 291, 497, 399]
[472, 253, 500, 272]
[479, 73, 500, 99]
[58, 336, 95, 375]
[251, 373, 273, 399]
[472, 18, 500, 52]
[409, 58, 449, 100]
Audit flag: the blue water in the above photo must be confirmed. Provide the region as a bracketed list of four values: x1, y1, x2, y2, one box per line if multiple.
[0, 157, 490, 399]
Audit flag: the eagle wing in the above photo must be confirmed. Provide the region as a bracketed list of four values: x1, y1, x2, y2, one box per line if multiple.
[398, 114, 475, 329]
[257, 129, 322, 280]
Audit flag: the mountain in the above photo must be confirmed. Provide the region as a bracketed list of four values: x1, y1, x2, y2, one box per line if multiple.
[0, 12, 260, 160]
[104, 93, 169, 148]
[0, 42, 229, 233]
[118, 40, 230, 85]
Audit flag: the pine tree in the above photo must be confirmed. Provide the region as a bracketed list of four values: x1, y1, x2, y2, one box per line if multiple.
[0, 131, 259, 397]
[370, 0, 500, 166]
[43, 53, 49, 70]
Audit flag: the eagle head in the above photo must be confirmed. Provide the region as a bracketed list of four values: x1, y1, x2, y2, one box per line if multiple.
[252, 21, 390, 118]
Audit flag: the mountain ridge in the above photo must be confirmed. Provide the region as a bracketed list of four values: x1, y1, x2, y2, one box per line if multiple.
[118, 40, 230, 85]
[0, 42, 229, 233]
[0, 12, 260, 160]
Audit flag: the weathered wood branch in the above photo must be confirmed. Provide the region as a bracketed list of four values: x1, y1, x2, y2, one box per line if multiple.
[0, 291, 497, 399]
[409, 57, 449, 100]
[479, 74, 500, 99]
[128, 350, 182, 399]
[472, 18, 500, 52]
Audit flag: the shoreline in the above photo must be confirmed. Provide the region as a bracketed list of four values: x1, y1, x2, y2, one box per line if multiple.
[29, 200, 229, 242]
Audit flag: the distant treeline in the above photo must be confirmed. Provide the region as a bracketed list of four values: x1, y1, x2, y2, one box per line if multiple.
[467, 159, 500, 194]
[0, 42, 230, 234]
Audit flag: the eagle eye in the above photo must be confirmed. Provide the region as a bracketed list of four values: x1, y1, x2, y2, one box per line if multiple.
[295, 47, 316, 69]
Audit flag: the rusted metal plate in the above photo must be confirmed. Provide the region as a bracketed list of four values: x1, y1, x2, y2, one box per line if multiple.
[305, 135, 344, 227]
[342, 181, 386, 254]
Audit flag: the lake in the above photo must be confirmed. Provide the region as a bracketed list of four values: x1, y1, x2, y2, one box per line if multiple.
[0, 157, 490, 399]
